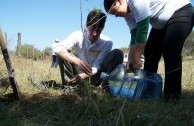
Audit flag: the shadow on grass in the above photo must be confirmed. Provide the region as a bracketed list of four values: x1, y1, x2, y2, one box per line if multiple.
[0, 91, 109, 125]
[0, 90, 194, 126]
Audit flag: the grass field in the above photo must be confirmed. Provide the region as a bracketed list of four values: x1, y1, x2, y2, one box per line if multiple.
[0, 55, 194, 126]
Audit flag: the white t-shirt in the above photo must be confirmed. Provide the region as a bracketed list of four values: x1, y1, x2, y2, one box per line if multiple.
[52, 42, 59, 55]
[125, 0, 190, 29]
[54, 29, 113, 74]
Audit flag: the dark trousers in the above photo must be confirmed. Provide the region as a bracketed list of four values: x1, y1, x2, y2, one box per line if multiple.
[58, 49, 124, 86]
[144, 4, 193, 97]
[51, 55, 58, 68]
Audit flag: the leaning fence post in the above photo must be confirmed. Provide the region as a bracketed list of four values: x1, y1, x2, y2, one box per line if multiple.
[0, 27, 20, 100]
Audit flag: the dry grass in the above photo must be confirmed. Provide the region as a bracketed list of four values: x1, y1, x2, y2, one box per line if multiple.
[0, 55, 194, 126]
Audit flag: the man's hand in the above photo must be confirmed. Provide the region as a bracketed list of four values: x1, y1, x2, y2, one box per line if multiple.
[58, 50, 92, 75]
[68, 73, 88, 85]
[77, 60, 92, 75]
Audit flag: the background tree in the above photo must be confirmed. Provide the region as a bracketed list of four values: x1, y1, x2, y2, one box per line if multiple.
[183, 30, 194, 57]
[120, 47, 129, 53]
[20, 43, 42, 60]
[43, 47, 52, 56]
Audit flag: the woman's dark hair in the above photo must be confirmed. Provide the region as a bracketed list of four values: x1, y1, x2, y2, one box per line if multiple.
[104, 0, 116, 13]
[86, 9, 107, 29]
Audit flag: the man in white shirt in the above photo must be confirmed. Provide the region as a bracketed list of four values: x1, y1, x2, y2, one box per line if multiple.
[54, 9, 123, 88]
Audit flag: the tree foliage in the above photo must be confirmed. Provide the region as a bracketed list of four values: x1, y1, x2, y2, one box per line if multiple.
[183, 30, 194, 56]
[43, 47, 52, 56]
[20, 43, 43, 60]
[120, 47, 129, 53]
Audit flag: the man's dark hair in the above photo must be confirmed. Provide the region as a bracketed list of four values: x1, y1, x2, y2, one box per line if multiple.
[104, 0, 116, 13]
[86, 9, 107, 29]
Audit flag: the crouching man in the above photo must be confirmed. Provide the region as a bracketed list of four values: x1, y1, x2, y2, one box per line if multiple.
[54, 9, 123, 89]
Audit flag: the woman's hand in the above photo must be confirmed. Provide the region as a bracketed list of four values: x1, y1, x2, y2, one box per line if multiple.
[126, 43, 145, 71]
[126, 45, 135, 71]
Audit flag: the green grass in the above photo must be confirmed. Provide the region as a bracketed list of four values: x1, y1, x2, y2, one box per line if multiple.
[0, 55, 194, 126]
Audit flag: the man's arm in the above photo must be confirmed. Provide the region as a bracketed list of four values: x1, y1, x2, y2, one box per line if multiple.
[58, 49, 92, 76]
[56, 49, 92, 85]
